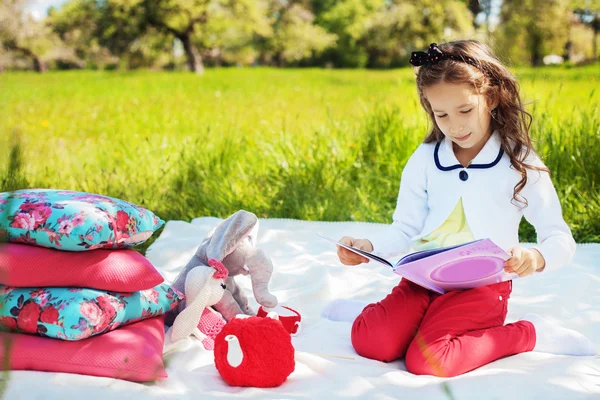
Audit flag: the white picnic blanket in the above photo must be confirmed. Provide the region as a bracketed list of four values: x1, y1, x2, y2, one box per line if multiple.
[4, 217, 600, 399]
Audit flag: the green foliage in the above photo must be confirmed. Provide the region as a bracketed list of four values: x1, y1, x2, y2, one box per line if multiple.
[260, 2, 337, 66]
[496, 0, 573, 66]
[0, 0, 65, 71]
[4, 0, 598, 71]
[313, 0, 475, 68]
[359, 0, 474, 68]
[0, 67, 598, 254]
[47, 0, 101, 62]
[315, 0, 386, 67]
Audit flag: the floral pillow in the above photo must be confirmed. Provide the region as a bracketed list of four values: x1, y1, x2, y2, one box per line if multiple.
[0, 189, 164, 251]
[0, 283, 183, 341]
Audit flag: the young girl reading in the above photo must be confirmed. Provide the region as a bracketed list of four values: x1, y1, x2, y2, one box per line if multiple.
[325, 40, 597, 377]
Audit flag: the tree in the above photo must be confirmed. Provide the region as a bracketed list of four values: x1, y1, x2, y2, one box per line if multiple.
[466, 0, 492, 27]
[47, 0, 113, 68]
[497, 0, 572, 66]
[259, 0, 336, 66]
[93, 0, 212, 73]
[141, 0, 209, 73]
[315, 0, 383, 68]
[573, 0, 600, 61]
[96, 0, 271, 73]
[0, 0, 50, 72]
[316, 0, 473, 68]
[466, 0, 492, 39]
[313, 0, 473, 68]
[190, 0, 271, 67]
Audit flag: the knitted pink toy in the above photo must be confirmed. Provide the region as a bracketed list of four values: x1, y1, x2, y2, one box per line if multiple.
[197, 307, 226, 350]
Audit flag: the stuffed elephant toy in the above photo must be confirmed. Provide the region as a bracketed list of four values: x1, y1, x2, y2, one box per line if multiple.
[168, 210, 278, 323]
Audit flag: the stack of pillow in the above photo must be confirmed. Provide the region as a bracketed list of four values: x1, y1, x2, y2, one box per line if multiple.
[0, 189, 183, 382]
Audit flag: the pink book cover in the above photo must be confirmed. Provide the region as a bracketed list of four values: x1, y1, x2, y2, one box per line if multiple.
[318, 234, 517, 294]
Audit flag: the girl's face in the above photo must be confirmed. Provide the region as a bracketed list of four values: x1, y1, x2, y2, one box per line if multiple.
[424, 81, 496, 152]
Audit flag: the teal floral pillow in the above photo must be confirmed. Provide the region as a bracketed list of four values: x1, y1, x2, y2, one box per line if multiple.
[0, 283, 183, 340]
[0, 189, 164, 251]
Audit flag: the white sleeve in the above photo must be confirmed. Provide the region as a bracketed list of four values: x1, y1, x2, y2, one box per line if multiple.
[368, 145, 429, 259]
[522, 155, 576, 272]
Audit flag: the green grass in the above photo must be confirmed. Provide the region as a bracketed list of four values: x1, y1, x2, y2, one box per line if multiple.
[0, 66, 599, 252]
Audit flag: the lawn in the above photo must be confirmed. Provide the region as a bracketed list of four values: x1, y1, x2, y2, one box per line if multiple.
[1, 66, 598, 252]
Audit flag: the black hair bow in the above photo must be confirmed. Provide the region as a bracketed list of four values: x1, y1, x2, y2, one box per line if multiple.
[409, 43, 447, 66]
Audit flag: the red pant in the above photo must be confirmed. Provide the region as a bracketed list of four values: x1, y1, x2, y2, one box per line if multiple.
[351, 279, 536, 377]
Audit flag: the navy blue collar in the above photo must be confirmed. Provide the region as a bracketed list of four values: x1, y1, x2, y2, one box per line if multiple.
[434, 131, 504, 171]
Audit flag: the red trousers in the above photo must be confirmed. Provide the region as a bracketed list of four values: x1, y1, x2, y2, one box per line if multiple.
[351, 279, 536, 377]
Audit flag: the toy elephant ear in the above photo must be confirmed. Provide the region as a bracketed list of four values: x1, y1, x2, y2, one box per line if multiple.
[206, 210, 259, 262]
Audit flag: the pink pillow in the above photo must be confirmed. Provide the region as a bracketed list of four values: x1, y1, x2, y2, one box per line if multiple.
[0, 243, 164, 291]
[0, 315, 167, 382]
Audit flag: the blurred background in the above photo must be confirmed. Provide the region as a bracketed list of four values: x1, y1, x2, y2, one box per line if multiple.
[1, 0, 598, 71]
[0, 0, 600, 73]
[0, 1, 599, 252]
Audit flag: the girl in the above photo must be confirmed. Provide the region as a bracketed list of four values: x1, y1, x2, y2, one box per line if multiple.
[325, 40, 597, 377]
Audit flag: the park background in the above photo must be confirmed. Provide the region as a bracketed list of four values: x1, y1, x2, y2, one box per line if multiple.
[1, 0, 599, 253]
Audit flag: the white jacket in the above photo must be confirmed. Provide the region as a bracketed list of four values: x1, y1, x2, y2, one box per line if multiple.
[369, 130, 576, 272]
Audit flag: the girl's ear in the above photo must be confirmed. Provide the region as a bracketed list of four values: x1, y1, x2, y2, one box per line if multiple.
[486, 94, 499, 112]
[485, 85, 501, 111]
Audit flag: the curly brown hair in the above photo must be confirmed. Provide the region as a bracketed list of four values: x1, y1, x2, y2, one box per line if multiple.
[414, 40, 547, 208]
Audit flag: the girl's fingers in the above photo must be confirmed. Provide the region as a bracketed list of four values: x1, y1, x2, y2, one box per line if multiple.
[337, 247, 354, 264]
[339, 236, 355, 246]
[509, 258, 526, 273]
[505, 247, 522, 268]
[505, 247, 523, 272]
[336, 237, 371, 265]
[513, 260, 530, 276]
[337, 247, 355, 260]
[516, 263, 535, 277]
[514, 252, 536, 276]
[338, 248, 367, 265]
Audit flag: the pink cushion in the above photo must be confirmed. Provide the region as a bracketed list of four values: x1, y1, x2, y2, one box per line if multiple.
[0, 243, 164, 291]
[0, 315, 167, 382]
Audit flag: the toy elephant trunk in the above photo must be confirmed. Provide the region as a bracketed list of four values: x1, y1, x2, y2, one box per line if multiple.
[244, 247, 277, 308]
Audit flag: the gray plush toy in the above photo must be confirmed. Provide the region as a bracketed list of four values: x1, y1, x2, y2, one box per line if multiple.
[168, 210, 278, 323]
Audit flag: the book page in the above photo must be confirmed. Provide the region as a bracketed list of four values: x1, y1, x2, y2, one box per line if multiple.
[394, 238, 515, 293]
[396, 239, 484, 267]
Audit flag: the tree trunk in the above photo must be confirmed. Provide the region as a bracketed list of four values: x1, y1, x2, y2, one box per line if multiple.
[594, 25, 598, 62]
[6, 42, 47, 73]
[529, 31, 543, 66]
[32, 55, 48, 73]
[179, 34, 204, 75]
[274, 50, 284, 67]
[589, 16, 599, 62]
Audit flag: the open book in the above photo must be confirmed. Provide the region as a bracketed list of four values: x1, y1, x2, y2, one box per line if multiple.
[318, 233, 517, 294]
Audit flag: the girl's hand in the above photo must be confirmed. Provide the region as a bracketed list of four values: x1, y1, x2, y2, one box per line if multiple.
[504, 246, 546, 277]
[337, 236, 374, 265]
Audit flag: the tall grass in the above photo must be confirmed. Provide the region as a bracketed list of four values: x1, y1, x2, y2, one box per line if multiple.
[0, 66, 598, 253]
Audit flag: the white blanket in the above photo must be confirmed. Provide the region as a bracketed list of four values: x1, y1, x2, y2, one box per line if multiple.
[4, 217, 600, 399]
